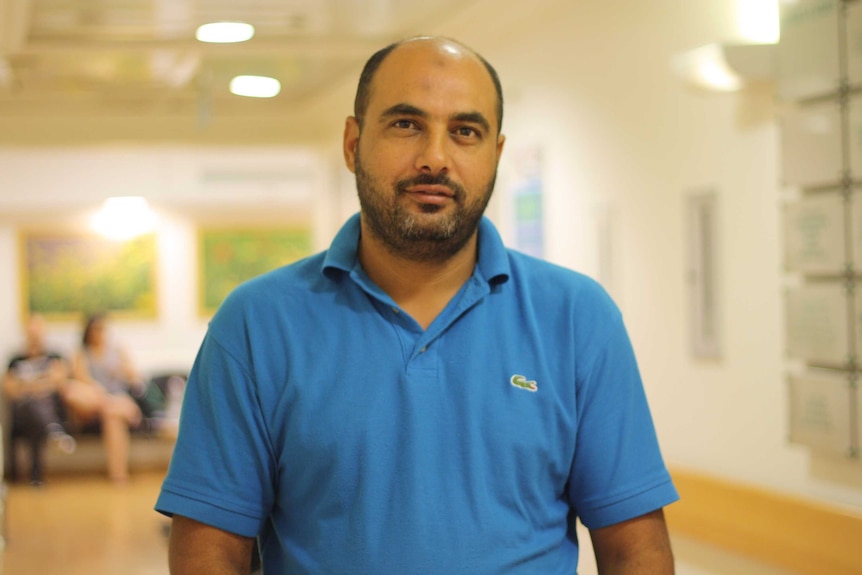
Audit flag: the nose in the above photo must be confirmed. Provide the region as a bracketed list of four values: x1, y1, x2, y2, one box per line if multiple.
[414, 128, 450, 175]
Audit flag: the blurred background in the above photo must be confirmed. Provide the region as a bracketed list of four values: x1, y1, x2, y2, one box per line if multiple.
[0, 0, 860, 574]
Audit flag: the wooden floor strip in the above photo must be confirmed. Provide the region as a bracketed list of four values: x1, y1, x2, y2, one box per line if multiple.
[2, 471, 171, 575]
[665, 467, 862, 575]
[3, 467, 860, 574]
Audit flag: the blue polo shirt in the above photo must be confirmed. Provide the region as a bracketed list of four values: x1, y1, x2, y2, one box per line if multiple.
[156, 214, 678, 574]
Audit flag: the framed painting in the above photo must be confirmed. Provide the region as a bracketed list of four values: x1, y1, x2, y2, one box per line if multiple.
[20, 231, 158, 321]
[198, 227, 311, 316]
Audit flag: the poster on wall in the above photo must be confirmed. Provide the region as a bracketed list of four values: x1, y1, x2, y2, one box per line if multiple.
[783, 192, 845, 274]
[785, 283, 848, 365]
[777, 0, 841, 100]
[507, 146, 545, 258]
[788, 371, 853, 456]
[20, 232, 158, 320]
[198, 227, 311, 316]
[780, 100, 843, 188]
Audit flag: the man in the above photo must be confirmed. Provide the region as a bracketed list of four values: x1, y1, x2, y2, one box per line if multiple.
[4, 314, 76, 486]
[157, 36, 678, 574]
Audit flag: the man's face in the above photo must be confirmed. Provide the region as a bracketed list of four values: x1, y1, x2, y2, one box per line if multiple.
[344, 40, 505, 262]
[26, 315, 45, 347]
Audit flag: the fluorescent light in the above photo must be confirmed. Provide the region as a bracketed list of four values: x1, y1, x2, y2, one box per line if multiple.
[230, 75, 281, 98]
[91, 196, 156, 241]
[736, 0, 780, 44]
[195, 22, 255, 43]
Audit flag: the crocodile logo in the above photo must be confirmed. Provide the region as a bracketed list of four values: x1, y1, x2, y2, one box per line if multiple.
[510, 374, 538, 392]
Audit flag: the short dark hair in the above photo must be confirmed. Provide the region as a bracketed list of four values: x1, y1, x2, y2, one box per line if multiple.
[353, 37, 504, 134]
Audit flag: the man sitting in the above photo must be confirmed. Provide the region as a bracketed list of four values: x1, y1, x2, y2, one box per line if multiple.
[4, 315, 76, 486]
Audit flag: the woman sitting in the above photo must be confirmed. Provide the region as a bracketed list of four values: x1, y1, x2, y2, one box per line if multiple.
[65, 313, 144, 483]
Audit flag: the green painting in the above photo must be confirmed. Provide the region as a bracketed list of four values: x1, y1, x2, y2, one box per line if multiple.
[22, 232, 158, 320]
[199, 227, 311, 315]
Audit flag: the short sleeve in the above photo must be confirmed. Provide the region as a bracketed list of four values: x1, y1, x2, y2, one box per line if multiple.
[155, 329, 276, 537]
[567, 312, 678, 529]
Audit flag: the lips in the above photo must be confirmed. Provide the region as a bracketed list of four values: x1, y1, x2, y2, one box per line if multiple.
[396, 175, 463, 206]
[402, 184, 456, 206]
[405, 184, 454, 197]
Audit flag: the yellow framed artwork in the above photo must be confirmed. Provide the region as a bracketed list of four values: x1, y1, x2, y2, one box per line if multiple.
[19, 231, 158, 321]
[198, 227, 311, 316]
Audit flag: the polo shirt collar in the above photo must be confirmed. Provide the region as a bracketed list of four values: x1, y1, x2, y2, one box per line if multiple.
[322, 213, 510, 285]
[474, 216, 510, 285]
[321, 213, 361, 278]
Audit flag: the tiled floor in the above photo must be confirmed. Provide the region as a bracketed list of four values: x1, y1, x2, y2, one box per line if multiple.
[3, 472, 803, 575]
[671, 535, 803, 575]
[574, 521, 802, 575]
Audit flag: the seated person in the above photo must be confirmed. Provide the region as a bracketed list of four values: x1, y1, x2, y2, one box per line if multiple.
[3, 314, 76, 486]
[65, 313, 143, 483]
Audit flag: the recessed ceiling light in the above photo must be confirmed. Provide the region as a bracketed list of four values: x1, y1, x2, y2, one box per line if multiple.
[196, 22, 255, 43]
[230, 75, 281, 98]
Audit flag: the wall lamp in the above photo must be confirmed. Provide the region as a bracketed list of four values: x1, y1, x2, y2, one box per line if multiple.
[672, 42, 776, 92]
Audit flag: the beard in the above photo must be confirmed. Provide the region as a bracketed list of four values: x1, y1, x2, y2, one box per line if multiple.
[354, 149, 496, 264]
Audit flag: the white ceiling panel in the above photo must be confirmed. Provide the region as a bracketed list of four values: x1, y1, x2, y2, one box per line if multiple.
[0, 0, 480, 144]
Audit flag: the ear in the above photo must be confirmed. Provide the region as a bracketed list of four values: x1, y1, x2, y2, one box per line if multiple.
[343, 116, 360, 173]
[495, 133, 506, 165]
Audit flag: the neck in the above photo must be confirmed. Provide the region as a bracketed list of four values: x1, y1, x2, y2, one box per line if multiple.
[358, 223, 478, 330]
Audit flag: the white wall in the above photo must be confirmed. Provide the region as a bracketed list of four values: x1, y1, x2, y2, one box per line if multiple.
[0, 146, 336, 378]
[0, 0, 860, 515]
[454, 0, 862, 510]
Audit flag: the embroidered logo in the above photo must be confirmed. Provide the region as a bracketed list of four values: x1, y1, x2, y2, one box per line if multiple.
[510, 374, 538, 392]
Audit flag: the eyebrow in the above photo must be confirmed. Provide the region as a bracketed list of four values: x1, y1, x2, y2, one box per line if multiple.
[380, 103, 491, 134]
[380, 103, 427, 121]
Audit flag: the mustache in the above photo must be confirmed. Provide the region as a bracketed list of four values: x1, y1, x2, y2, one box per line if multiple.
[396, 173, 464, 199]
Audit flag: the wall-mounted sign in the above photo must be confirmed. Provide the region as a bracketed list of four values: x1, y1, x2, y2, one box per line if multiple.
[785, 283, 849, 365]
[780, 100, 844, 188]
[788, 371, 853, 456]
[846, 1, 862, 88]
[783, 193, 845, 274]
[686, 190, 722, 359]
[777, 0, 841, 100]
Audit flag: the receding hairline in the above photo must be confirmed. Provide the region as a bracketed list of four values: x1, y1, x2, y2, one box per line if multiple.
[353, 36, 504, 133]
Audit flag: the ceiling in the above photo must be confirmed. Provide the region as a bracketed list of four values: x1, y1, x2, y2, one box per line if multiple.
[0, 0, 480, 145]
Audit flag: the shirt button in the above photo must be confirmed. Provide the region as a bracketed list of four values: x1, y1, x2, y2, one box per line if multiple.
[392, 307, 400, 314]
[420, 347, 427, 353]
